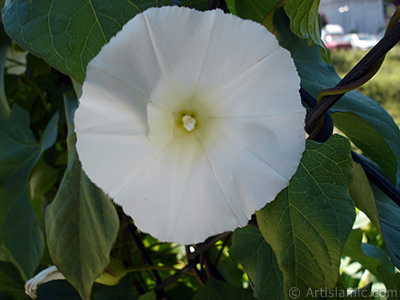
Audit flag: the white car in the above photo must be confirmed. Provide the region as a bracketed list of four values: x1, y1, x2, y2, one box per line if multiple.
[343, 33, 378, 50]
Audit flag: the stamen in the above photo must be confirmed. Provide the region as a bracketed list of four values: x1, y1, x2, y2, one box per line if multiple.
[182, 115, 196, 131]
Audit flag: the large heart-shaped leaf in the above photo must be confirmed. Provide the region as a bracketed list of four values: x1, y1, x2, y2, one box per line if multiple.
[256, 135, 355, 298]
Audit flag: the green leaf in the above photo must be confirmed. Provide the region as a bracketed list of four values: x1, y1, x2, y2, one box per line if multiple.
[342, 229, 395, 279]
[2, 0, 169, 84]
[273, 8, 400, 185]
[256, 134, 355, 298]
[332, 112, 397, 184]
[230, 226, 284, 300]
[283, 0, 328, 60]
[207, 245, 244, 288]
[233, 0, 281, 22]
[371, 184, 400, 269]
[0, 105, 58, 278]
[29, 160, 58, 200]
[348, 163, 382, 233]
[95, 258, 127, 286]
[0, 261, 28, 300]
[193, 278, 256, 300]
[45, 97, 119, 300]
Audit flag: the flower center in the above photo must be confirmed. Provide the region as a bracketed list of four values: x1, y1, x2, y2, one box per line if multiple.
[182, 115, 196, 132]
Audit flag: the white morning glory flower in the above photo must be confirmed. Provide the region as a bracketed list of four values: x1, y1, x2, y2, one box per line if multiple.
[75, 6, 305, 245]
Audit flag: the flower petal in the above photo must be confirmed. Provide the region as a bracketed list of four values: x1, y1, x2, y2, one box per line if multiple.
[86, 12, 161, 98]
[196, 114, 305, 217]
[197, 49, 303, 118]
[115, 135, 241, 244]
[200, 113, 305, 182]
[142, 6, 217, 106]
[75, 77, 174, 197]
[194, 10, 282, 90]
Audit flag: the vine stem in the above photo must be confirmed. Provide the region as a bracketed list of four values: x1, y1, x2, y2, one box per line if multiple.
[154, 232, 231, 292]
[305, 17, 400, 134]
[188, 231, 231, 261]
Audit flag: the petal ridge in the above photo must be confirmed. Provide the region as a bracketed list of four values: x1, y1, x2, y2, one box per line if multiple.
[194, 133, 243, 224]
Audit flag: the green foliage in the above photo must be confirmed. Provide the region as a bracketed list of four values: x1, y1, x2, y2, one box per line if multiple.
[0, 106, 58, 278]
[273, 9, 400, 185]
[230, 226, 284, 300]
[283, 0, 329, 60]
[257, 134, 355, 298]
[45, 98, 119, 300]
[0, 261, 28, 300]
[193, 278, 255, 300]
[331, 112, 397, 183]
[36, 274, 140, 300]
[372, 185, 400, 269]
[349, 163, 382, 233]
[343, 229, 395, 278]
[0, 1, 400, 300]
[1, 0, 170, 84]
[229, 0, 280, 22]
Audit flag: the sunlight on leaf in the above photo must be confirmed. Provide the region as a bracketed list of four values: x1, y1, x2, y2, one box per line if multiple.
[343, 229, 395, 278]
[283, 0, 329, 61]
